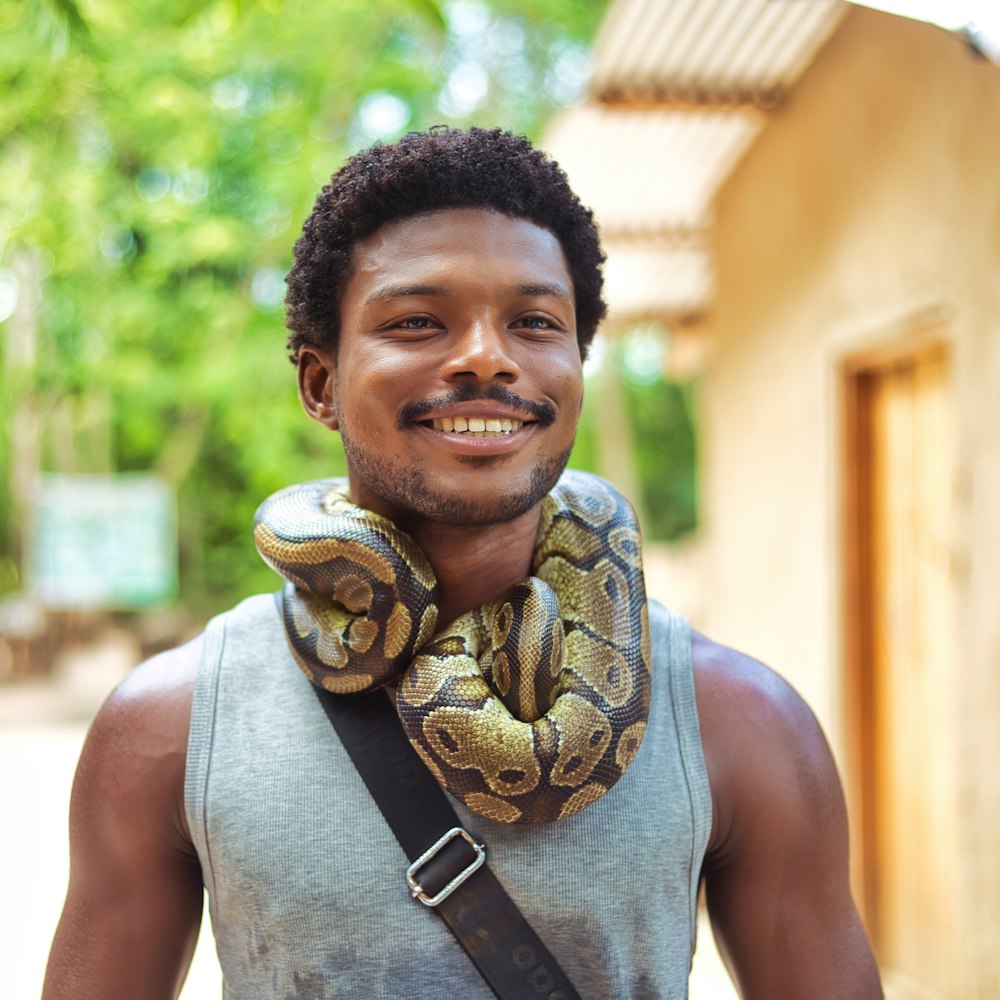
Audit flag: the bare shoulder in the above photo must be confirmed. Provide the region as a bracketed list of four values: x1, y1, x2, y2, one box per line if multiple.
[690, 630, 842, 866]
[100, 633, 202, 729]
[87, 634, 202, 762]
[44, 637, 208, 998]
[690, 632, 882, 997]
[78, 634, 204, 847]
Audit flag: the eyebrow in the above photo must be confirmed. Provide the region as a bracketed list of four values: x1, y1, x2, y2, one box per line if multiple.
[365, 284, 444, 305]
[364, 282, 573, 305]
[516, 283, 573, 302]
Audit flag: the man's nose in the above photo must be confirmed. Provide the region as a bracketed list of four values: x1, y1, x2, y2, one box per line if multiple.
[442, 321, 520, 383]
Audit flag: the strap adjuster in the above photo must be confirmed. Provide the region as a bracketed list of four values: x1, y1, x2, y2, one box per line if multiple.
[406, 827, 486, 907]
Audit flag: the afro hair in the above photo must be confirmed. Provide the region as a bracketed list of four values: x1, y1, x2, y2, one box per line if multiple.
[284, 126, 606, 361]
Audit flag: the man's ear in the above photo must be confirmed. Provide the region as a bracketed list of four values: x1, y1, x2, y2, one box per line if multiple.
[297, 347, 339, 430]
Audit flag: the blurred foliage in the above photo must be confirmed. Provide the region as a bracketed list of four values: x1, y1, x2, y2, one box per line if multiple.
[617, 324, 697, 541]
[0, 0, 608, 614]
[571, 330, 698, 544]
[623, 374, 697, 542]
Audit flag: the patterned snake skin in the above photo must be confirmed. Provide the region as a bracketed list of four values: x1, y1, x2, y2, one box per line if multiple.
[254, 470, 652, 824]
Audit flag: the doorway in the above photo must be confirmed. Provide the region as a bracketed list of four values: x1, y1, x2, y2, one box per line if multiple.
[843, 341, 960, 997]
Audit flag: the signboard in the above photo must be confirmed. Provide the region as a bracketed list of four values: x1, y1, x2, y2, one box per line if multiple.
[29, 473, 177, 610]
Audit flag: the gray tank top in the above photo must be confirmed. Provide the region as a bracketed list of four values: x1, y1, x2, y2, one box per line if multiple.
[186, 593, 711, 999]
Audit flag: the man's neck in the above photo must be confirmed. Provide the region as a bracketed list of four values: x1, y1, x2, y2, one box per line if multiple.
[406, 508, 541, 628]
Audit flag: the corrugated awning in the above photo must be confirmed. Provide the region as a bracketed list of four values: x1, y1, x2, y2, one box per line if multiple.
[591, 0, 846, 106]
[543, 0, 847, 325]
[545, 106, 760, 237]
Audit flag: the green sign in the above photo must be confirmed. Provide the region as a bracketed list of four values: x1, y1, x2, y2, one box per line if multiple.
[30, 474, 177, 610]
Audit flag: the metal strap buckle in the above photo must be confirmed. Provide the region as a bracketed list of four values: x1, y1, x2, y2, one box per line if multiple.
[406, 827, 486, 907]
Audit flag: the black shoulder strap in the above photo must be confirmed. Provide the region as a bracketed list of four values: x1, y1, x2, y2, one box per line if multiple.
[312, 684, 582, 1000]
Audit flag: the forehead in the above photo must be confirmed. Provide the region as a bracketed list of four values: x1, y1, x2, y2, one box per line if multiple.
[343, 208, 573, 304]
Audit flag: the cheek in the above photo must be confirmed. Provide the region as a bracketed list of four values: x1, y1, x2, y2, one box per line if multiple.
[345, 347, 438, 406]
[547, 356, 584, 409]
[336, 353, 409, 414]
[334, 384, 377, 436]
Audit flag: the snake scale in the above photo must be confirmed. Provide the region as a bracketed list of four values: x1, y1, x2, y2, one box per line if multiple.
[254, 469, 652, 825]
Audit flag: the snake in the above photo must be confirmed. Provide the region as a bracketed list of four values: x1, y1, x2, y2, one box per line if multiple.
[254, 469, 652, 825]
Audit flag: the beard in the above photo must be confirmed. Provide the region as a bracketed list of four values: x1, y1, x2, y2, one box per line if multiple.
[338, 425, 574, 528]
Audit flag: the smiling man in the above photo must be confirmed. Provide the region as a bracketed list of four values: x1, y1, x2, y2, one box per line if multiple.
[44, 128, 883, 999]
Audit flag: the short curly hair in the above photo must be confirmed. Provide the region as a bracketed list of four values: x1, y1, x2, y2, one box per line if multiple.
[284, 126, 606, 361]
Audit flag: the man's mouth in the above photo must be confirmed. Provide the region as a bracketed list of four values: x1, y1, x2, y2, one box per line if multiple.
[428, 416, 526, 437]
[400, 385, 556, 430]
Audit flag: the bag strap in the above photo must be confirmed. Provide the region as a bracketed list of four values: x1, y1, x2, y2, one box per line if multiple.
[313, 683, 582, 1000]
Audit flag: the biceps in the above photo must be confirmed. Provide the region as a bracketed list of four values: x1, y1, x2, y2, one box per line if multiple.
[705, 791, 880, 998]
[708, 878, 879, 999]
[44, 709, 204, 998]
[45, 854, 203, 1000]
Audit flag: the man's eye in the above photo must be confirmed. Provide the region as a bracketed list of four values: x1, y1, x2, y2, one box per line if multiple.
[519, 316, 553, 330]
[398, 317, 434, 330]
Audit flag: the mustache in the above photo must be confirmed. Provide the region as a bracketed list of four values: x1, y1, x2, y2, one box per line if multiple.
[399, 383, 556, 428]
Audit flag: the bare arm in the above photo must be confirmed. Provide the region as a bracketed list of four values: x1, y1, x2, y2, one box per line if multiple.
[694, 632, 883, 999]
[43, 637, 205, 1000]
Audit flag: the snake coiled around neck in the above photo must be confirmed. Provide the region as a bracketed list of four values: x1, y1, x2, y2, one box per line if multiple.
[254, 469, 652, 824]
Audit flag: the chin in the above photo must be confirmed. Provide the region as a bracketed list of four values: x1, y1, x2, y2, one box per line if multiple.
[396, 473, 543, 527]
[344, 435, 572, 529]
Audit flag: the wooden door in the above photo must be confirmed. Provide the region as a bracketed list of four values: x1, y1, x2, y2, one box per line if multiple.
[844, 343, 960, 998]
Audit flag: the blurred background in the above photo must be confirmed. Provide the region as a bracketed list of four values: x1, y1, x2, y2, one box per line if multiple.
[2, 0, 999, 997]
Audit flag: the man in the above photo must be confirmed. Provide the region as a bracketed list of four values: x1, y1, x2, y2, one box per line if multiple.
[44, 127, 883, 998]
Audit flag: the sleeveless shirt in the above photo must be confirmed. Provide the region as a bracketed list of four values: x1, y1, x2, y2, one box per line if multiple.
[185, 593, 712, 999]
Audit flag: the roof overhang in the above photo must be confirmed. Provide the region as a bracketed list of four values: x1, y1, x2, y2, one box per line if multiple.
[543, 0, 847, 326]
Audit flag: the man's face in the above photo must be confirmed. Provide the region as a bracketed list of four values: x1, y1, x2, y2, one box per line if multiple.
[308, 207, 584, 527]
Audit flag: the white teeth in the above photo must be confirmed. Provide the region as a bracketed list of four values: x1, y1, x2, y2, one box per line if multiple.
[429, 416, 524, 435]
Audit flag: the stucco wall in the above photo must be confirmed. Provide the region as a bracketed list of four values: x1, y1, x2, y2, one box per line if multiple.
[698, 7, 1000, 993]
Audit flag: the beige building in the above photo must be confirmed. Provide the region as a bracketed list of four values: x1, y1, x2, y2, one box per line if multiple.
[547, 2, 1000, 996]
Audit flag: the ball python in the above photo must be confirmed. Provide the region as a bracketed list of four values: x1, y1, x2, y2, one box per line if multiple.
[254, 469, 652, 825]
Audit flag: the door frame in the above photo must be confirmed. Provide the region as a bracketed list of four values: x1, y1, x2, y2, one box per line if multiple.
[839, 328, 952, 938]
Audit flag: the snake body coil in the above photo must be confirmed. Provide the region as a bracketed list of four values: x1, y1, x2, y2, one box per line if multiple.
[255, 470, 652, 824]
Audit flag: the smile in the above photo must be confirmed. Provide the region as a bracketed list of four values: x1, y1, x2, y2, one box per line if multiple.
[429, 417, 525, 436]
